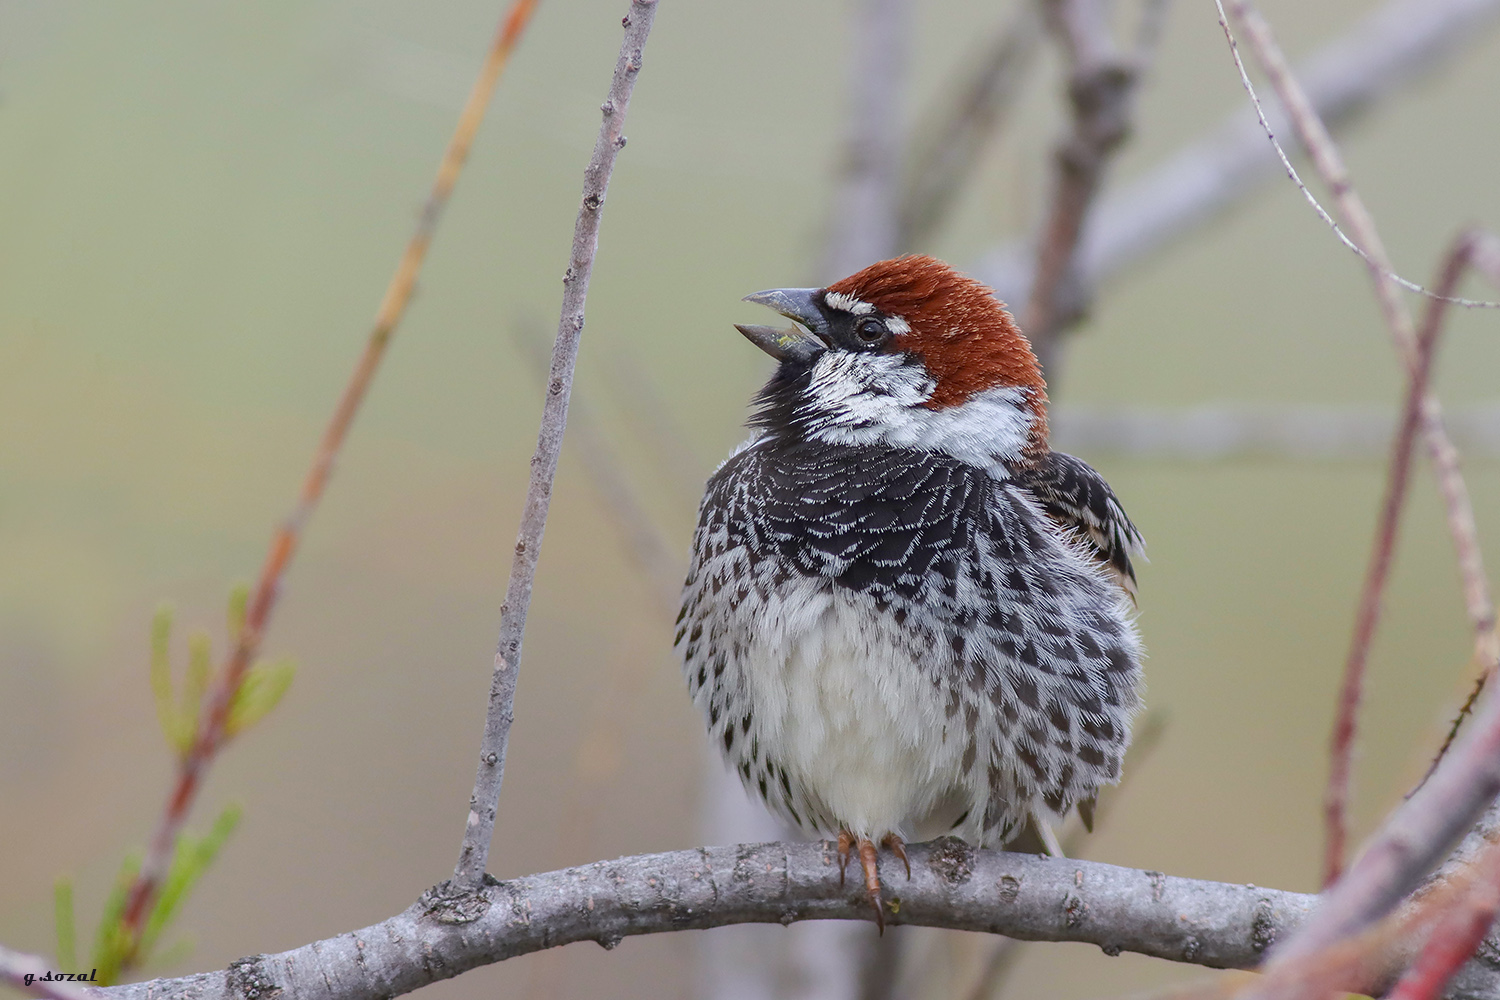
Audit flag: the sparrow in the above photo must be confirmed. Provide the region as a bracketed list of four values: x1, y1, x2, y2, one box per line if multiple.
[675, 255, 1144, 928]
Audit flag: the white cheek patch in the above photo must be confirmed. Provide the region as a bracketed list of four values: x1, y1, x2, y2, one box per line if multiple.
[797, 353, 1034, 475]
[823, 291, 875, 315]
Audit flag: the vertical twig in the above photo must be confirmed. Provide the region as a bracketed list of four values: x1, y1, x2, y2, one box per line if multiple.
[453, 0, 660, 887]
[1423, 233, 1500, 775]
[1024, 0, 1147, 373]
[116, 0, 540, 944]
[1218, 0, 1499, 887]
[1324, 231, 1492, 887]
[510, 322, 686, 1000]
[823, 0, 909, 278]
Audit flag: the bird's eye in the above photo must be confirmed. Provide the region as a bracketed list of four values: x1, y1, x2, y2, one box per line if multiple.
[855, 317, 888, 345]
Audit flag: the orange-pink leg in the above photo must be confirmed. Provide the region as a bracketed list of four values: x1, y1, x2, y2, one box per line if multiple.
[857, 837, 885, 932]
[836, 829, 854, 887]
[836, 830, 913, 932]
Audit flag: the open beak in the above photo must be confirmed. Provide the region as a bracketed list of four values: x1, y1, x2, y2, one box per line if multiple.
[736, 287, 828, 363]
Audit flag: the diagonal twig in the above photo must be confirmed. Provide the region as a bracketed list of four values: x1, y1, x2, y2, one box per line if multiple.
[1243, 678, 1500, 999]
[1423, 234, 1500, 774]
[896, 6, 1041, 251]
[976, 0, 1500, 330]
[1214, 2, 1500, 313]
[1325, 229, 1500, 891]
[116, 0, 540, 947]
[1211, 3, 1500, 989]
[510, 321, 682, 618]
[453, 0, 659, 887]
[1023, 0, 1153, 374]
[1215, 0, 1499, 890]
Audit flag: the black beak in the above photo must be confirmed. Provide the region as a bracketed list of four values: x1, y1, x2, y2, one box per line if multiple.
[737, 287, 828, 363]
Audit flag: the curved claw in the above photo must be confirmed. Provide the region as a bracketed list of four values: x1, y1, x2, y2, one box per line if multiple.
[837, 830, 854, 888]
[858, 837, 884, 934]
[881, 834, 911, 879]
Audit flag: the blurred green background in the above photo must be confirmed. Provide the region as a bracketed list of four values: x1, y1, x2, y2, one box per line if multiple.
[3, 1, 1499, 997]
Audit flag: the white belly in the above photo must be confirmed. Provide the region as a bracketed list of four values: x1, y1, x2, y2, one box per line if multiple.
[739, 585, 971, 839]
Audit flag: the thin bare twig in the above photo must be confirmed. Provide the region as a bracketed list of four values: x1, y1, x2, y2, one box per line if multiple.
[1213, 1, 1500, 313]
[1024, 0, 1149, 373]
[453, 0, 659, 887]
[1201, 5, 1500, 991]
[1415, 233, 1500, 783]
[896, 6, 1041, 250]
[976, 0, 1500, 326]
[116, 0, 539, 948]
[1324, 230, 1496, 889]
[823, 0, 909, 278]
[1218, 0, 1499, 890]
[0, 945, 99, 1000]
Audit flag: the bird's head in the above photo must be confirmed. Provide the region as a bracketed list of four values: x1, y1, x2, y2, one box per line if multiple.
[737, 255, 1048, 474]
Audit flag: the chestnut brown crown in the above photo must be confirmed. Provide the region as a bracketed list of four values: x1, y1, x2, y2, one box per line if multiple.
[825, 255, 1047, 413]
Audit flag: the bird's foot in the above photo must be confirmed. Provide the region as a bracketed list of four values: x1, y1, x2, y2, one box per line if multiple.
[857, 836, 884, 933]
[836, 830, 908, 932]
[881, 833, 911, 878]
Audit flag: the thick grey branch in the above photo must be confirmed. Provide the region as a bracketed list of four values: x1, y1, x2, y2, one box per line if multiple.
[975, 0, 1500, 322]
[102, 843, 1344, 1000]
[454, 0, 659, 886]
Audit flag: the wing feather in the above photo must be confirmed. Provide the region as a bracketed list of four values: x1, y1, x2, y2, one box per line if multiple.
[1017, 451, 1145, 599]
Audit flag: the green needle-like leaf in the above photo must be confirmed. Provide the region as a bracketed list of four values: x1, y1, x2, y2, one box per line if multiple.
[224, 658, 295, 738]
[90, 854, 140, 987]
[139, 805, 242, 965]
[183, 630, 213, 747]
[227, 583, 249, 644]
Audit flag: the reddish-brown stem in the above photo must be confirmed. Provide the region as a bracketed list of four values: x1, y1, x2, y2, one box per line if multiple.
[116, 0, 539, 947]
[1024, 0, 1141, 369]
[1323, 230, 1487, 886]
[1218, 0, 1499, 892]
[1387, 836, 1500, 1000]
